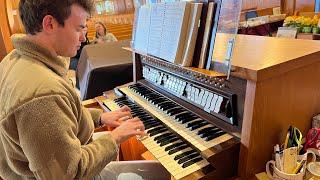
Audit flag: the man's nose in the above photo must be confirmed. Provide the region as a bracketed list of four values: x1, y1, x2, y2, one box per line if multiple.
[79, 32, 86, 42]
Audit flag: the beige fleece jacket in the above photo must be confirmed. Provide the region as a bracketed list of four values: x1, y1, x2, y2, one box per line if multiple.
[0, 34, 119, 179]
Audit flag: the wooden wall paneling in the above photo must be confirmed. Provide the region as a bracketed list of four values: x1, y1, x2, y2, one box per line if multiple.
[242, 0, 258, 11]
[257, 0, 281, 10]
[0, 0, 13, 61]
[296, 0, 315, 12]
[238, 59, 320, 178]
[113, 0, 119, 15]
[125, 0, 134, 13]
[114, 0, 126, 14]
[281, 0, 296, 15]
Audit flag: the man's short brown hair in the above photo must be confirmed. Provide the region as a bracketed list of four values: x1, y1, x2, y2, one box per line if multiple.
[19, 0, 94, 35]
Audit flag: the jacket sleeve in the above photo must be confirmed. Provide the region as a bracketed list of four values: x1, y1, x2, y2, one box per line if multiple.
[13, 94, 118, 179]
[87, 108, 103, 128]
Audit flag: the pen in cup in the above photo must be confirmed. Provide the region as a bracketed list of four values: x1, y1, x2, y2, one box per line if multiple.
[274, 144, 283, 171]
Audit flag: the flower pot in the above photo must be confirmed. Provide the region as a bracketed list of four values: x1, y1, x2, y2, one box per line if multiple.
[312, 27, 319, 34]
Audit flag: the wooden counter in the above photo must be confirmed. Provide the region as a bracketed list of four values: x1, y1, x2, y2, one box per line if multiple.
[212, 33, 320, 81]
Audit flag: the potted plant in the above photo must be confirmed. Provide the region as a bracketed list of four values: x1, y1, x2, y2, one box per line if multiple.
[311, 15, 319, 34]
[284, 16, 302, 32]
[300, 17, 312, 33]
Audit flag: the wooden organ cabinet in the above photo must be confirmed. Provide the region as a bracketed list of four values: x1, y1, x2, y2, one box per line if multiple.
[86, 1, 320, 179]
[89, 33, 320, 179]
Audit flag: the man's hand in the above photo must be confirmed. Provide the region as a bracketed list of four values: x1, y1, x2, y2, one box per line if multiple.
[100, 106, 132, 127]
[110, 117, 145, 144]
[115, 105, 131, 113]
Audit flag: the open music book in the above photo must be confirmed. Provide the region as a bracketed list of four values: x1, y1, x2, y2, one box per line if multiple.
[134, 2, 202, 67]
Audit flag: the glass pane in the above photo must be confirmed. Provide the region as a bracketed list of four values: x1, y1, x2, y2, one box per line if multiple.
[104, 1, 115, 14]
[207, 0, 242, 79]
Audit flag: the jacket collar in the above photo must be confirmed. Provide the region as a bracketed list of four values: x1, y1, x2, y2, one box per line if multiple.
[11, 34, 69, 77]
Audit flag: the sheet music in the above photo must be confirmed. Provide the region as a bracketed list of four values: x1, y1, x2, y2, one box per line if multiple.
[147, 3, 166, 57]
[134, 2, 201, 66]
[160, 2, 189, 63]
[134, 6, 151, 52]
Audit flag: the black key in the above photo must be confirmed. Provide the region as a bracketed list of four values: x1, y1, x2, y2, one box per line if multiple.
[197, 126, 217, 135]
[186, 120, 206, 128]
[165, 142, 185, 151]
[154, 133, 173, 141]
[138, 114, 152, 118]
[175, 112, 194, 119]
[160, 137, 180, 146]
[160, 102, 176, 108]
[147, 126, 165, 134]
[145, 122, 161, 130]
[167, 108, 185, 116]
[160, 103, 176, 109]
[149, 128, 167, 137]
[199, 128, 222, 138]
[178, 153, 200, 164]
[189, 122, 209, 131]
[143, 119, 158, 125]
[156, 134, 176, 144]
[174, 149, 197, 160]
[151, 99, 169, 105]
[168, 145, 189, 155]
[180, 116, 198, 124]
[205, 131, 226, 141]
[182, 157, 203, 168]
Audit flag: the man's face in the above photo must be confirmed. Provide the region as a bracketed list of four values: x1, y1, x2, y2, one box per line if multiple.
[54, 4, 88, 57]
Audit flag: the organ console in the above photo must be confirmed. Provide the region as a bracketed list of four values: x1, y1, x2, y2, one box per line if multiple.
[95, 34, 320, 179]
[90, 1, 320, 179]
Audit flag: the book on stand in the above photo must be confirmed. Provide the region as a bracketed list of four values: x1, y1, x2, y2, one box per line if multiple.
[133, 2, 203, 67]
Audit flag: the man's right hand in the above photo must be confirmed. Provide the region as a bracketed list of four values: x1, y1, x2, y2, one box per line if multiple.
[110, 117, 145, 145]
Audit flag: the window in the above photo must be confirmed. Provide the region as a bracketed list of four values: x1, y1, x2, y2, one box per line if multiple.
[95, 0, 115, 15]
[105, 1, 115, 14]
[316, 0, 320, 12]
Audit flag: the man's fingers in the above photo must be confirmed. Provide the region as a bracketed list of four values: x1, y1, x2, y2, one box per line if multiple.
[120, 105, 131, 112]
[109, 121, 121, 127]
[127, 117, 141, 122]
[116, 111, 132, 119]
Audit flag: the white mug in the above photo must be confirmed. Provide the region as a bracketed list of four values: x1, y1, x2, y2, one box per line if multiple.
[298, 149, 316, 162]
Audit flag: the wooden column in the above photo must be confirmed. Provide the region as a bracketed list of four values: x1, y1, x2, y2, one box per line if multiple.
[0, 0, 13, 60]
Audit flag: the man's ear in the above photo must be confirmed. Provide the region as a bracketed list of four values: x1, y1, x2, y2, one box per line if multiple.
[42, 15, 58, 33]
